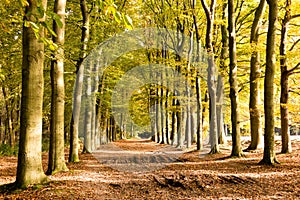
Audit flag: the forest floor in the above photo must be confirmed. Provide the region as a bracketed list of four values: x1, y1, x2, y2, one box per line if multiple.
[1, 137, 300, 199]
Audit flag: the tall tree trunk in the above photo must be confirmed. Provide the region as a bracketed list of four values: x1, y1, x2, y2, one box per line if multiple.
[2, 87, 14, 146]
[155, 87, 161, 143]
[47, 0, 68, 175]
[82, 60, 93, 153]
[196, 75, 202, 150]
[193, 9, 202, 150]
[160, 69, 165, 144]
[216, 75, 226, 144]
[218, 0, 228, 145]
[185, 29, 194, 149]
[280, 0, 292, 154]
[69, 0, 90, 162]
[16, 0, 48, 188]
[247, 0, 266, 151]
[201, 0, 219, 154]
[260, 0, 279, 165]
[91, 62, 98, 150]
[228, 0, 243, 157]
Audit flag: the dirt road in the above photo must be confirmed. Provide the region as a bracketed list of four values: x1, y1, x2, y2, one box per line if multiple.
[1, 139, 300, 199]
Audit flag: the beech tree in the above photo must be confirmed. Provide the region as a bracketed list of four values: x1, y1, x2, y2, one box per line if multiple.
[201, 0, 219, 154]
[260, 0, 279, 165]
[228, 0, 243, 157]
[279, 0, 300, 154]
[47, 0, 68, 174]
[247, 0, 266, 151]
[217, 0, 228, 145]
[69, 0, 90, 162]
[16, 0, 48, 188]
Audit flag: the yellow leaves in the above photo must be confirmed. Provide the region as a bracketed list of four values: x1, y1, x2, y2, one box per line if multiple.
[23, 20, 58, 51]
[104, 2, 133, 30]
[123, 14, 133, 30]
[0, 65, 5, 82]
[18, 0, 29, 7]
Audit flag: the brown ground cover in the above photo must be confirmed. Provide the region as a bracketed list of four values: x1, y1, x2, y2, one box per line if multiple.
[1, 138, 300, 199]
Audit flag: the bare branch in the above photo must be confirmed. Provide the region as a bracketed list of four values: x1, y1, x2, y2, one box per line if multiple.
[287, 62, 300, 75]
[289, 90, 300, 96]
[289, 38, 300, 51]
[291, 14, 300, 20]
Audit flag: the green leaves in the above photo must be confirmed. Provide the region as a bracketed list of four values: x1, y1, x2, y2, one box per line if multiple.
[104, 2, 133, 29]
[18, 0, 29, 7]
[113, 11, 122, 23]
[123, 14, 133, 30]
[51, 13, 63, 28]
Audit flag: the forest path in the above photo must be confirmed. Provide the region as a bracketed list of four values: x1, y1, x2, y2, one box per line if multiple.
[1, 139, 300, 199]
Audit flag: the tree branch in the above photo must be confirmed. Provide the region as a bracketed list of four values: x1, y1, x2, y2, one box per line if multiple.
[291, 14, 300, 20]
[289, 89, 300, 96]
[287, 62, 300, 75]
[289, 38, 300, 51]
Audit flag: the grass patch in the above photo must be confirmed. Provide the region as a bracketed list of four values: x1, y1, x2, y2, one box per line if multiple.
[0, 144, 18, 157]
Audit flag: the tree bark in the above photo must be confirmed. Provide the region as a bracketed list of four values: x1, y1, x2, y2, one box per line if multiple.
[192, 8, 203, 150]
[247, 0, 266, 151]
[69, 0, 90, 162]
[201, 0, 219, 154]
[228, 0, 243, 157]
[218, 0, 228, 145]
[82, 60, 93, 153]
[216, 75, 226, 144]
[47, 0, 68, 175]
[280, 0, 292, 154]
[260, 0, 279, 165]
[16, 0, 48, 188]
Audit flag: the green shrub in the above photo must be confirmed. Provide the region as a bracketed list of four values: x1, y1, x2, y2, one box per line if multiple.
[0, 144, 18, 157]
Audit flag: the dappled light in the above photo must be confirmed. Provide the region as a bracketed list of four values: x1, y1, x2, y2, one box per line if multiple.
[1, 138, 300, 198]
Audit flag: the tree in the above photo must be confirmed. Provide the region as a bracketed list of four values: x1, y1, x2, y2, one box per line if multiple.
[228, 0, 243, 157]
[191, 0, 203, 151]
[247, 0, 266, 151]
[69, 0, 90, 162]
[217, 0, 228, 145]
[16, 0, 48, 188]
[260, 0, 279, 165]
[82, 59, 93, 153]
[47, 0, 69, 175]
[201, 0, 219, 154]
[279, 0, 300, 154]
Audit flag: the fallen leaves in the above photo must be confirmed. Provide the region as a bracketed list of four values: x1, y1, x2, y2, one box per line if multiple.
[1, 138, 300, 199]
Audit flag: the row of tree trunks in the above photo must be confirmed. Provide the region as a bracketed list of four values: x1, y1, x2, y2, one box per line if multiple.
[0, 86, 20, 147]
